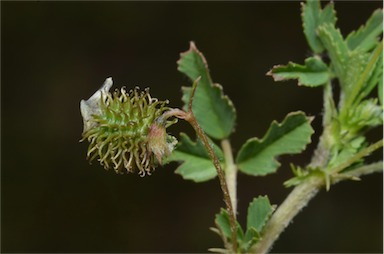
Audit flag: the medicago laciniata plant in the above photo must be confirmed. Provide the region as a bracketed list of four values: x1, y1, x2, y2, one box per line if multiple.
[80, 0, 383, 253]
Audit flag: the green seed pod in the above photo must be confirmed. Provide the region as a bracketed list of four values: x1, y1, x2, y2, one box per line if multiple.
[80, 78, 177, 176]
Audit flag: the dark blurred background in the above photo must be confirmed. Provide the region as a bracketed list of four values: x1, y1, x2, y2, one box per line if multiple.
[1, 1, 382, 253]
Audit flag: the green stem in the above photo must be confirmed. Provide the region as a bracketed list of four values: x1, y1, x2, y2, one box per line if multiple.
[221, 139, 238, 217]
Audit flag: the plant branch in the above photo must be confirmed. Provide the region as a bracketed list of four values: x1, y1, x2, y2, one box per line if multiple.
[309, 81, 334, 169]
[185, 107, 238, 253]
[251, 81, 382, 254]
[251, 175, 323, 254]
[186, 83, 237, 253]
[333, 161, 383, 183]
[221, 139, 238, 216]
[252, 159, 383, 254]
[167, 78, 238, 253]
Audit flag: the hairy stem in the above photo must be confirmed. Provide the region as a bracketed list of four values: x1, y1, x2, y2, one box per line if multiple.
[309, 81, 334, 169]
[253, 159, 383, 254]
[333, 161, 383, 183]
[169, 78, 238, 252]
[251, 77, 383, 253]
[185, 113, 237, 253]
[221, 139, 238, 216]
[252, 175, 323, 254]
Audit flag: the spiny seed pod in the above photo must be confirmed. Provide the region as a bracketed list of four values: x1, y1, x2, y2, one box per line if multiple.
[80, 77, 177, 176]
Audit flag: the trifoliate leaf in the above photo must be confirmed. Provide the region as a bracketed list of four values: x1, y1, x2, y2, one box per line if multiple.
[167, 133, 222, 182]
[247, 196, 274, 233]
[346, 9, 383, 52]
[215, 208, 244, 243]
[317, 23, 350, 80]
[302, 0, 337, 53]
[178, 42, 236, 140]
[267, 57, 330, 87]
[236, 112, 314, 176]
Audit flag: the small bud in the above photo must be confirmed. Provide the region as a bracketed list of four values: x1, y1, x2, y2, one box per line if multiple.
[80, 78, 177, 176]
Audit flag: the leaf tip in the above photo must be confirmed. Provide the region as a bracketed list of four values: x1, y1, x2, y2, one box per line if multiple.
[266, 65, 284, 82]
[189, 40, 197, 51]
[307, 115, 315, 123]
[177, 41, 197, 67]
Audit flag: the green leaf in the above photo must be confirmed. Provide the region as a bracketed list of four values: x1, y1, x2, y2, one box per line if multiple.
[346, 9, 383, 52]
[215, 208, 244, 243]
[267, 57, 330, 87]
[302, 0, 337, 53]
[284, 167, 307, 188]
[379, 72, 383, 106]
[246, 196, 274, 233]
[317, 23, 350, 81]
[236, 112, 314, 176]
[241, 228, 260, 252]
[178, 42, 236, 140]
[167, 133, 223, 182]
[328, 136, 366, 169]
[344, 45, 383, 105]
[341, 43, 383, 111]
[343, 50, 370, 95]
[357, 49, 383, 103]
[319, 2, 337, 25]
[239, 196, 274, 252]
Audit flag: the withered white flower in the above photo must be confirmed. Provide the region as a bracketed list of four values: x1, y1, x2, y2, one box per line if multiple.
[80, 78, 178, 176]
[80, 77, 113, 133]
